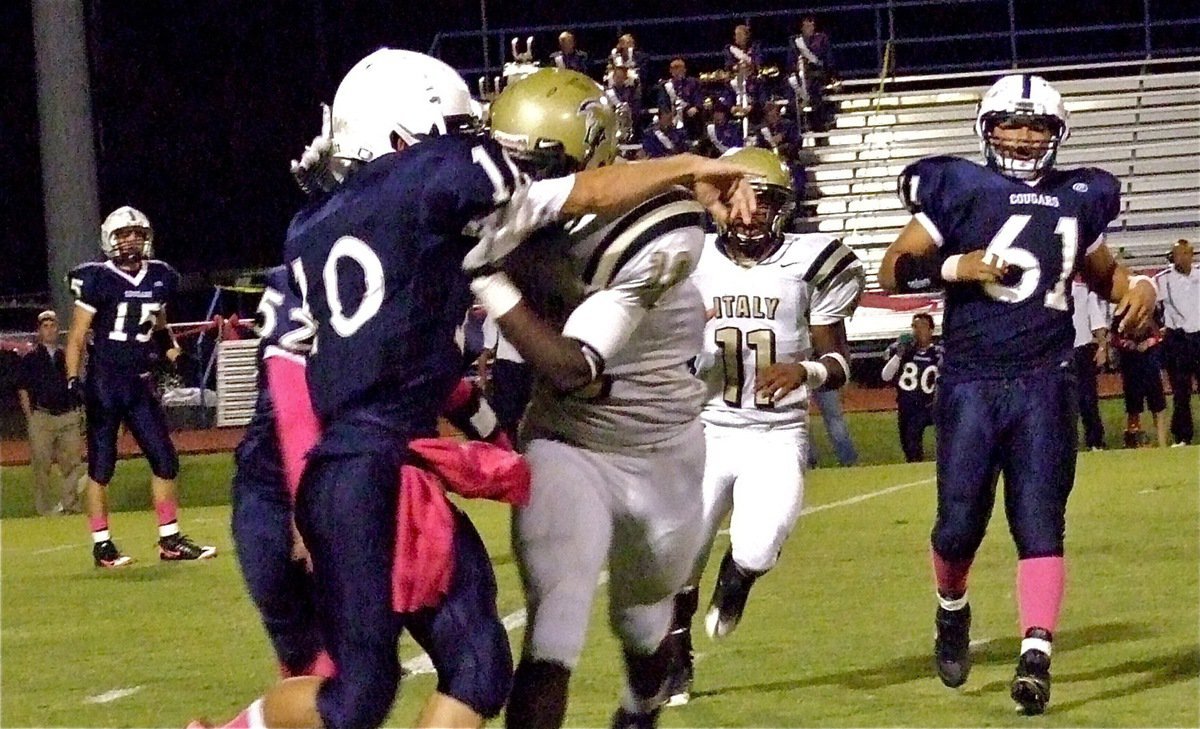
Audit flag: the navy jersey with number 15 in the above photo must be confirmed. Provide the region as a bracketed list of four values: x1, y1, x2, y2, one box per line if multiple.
[68, 259, 180, 377]
[283, 135, 523, 443]
[899, 156, 1119, 381]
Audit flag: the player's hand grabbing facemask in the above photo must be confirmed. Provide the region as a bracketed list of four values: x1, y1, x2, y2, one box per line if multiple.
[290, 103, 337, 196]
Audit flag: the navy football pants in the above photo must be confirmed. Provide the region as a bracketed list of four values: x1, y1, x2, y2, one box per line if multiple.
[276, 449, 511, 729]
[932, 368, 1078, 562]
[231, 426, 324, 675]
[85, 372, 178, 483]
[898, 401, 934, 463]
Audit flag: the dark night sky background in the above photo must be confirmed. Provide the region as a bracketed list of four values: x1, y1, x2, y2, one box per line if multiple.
[2, 0, 1195, 315]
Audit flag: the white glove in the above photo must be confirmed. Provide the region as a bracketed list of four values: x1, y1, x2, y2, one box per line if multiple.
[461, 180, 534, 275]
[290, 103, 336, 195]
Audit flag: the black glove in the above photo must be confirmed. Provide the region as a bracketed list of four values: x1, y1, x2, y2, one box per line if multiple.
[67, 376, 85, 406]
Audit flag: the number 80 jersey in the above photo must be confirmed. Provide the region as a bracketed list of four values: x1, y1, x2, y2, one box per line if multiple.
[692, 233, 864, 429]
[69, 259, 180, 376]
[899, 156, 1120, 382]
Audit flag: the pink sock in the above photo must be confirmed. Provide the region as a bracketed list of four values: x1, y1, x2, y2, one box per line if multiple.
[280, 650, 336, 679]
[1017, 556, 1065, 635]
[931, 549, 973, 599]
[307, 650, 337, 678]
[155, 499, 179, 527]
[89, 515, 109, 533]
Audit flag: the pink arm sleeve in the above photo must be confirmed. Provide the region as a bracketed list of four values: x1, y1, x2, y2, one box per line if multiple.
[265, 353, 321, 501]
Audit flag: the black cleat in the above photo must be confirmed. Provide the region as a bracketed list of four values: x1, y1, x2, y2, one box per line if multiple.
[1011, 631, 1052, 715]
[93, 539, 133, 569]
[611, 707, 660, 729]
[704, 551, 760, 639]
[158, 533, 217, 561]
[934, 603, 972, 687]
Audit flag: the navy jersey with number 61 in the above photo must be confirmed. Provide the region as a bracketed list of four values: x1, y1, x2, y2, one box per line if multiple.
[68, 259, 180, 377]
[283, 135, 523, 443]
[899, 156, 1119, 381]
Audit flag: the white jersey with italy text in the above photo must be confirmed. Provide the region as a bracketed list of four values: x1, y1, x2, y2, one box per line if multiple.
[692, 232, 864, 429]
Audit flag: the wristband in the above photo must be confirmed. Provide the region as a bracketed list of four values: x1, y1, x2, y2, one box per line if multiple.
[469, 272, 523, 319]
[941, 254, 964, 282]
[818, 351, 850, 385]
[800, 361, 829, 390]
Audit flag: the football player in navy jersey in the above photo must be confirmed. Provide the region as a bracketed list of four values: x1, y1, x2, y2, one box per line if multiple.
[205, 49, 756, 729]
[64, 206, 216, 569]
[878, 74, 1158, 714]
[229, 266, 524, 729]
[880, 313, 941, 462]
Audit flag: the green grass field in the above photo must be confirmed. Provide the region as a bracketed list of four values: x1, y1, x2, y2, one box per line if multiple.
[2, 403, 1197, 727]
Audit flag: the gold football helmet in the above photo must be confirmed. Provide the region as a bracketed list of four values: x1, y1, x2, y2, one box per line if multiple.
[488, 68, 618, 179]
[718, 147, 796, 267]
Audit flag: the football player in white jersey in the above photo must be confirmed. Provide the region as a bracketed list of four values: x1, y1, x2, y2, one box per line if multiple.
[663, 147, 865, 706]
[471, 68, 731, 729]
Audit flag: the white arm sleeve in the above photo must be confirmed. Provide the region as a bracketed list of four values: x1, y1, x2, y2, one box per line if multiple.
[809, 260, 867, 325]
[561, 226, 703, 362]
[1086, 292, 1107, 334]
[881, 354, 902, 381]
[462, 174, 576, 272]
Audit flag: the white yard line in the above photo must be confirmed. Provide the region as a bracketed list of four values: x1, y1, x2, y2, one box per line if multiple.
[84, 686, 142, 704]
[402, 477, 932, 674]
[719, 476, 934, 535]
[32, 544, 81, 555]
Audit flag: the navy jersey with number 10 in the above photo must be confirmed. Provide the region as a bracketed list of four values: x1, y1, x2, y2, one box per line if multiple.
[899, 156, 1119, 381]
[283, 135, 525, 443]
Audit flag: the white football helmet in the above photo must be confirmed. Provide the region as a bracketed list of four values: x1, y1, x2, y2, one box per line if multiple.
[100, 206, 153, 262]
[974, 74, 1069, 180]
[329, 48, 476, 182]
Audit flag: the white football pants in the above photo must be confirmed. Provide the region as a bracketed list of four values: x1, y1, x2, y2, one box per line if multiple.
[694, 422, 808, 577]
[513, 420, 706, 668]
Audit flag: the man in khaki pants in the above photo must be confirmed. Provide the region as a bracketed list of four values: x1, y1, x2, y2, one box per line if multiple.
[18, 310, 85, 515]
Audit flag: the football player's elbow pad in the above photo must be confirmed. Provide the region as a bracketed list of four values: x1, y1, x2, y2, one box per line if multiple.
[892, 253, 942, 293]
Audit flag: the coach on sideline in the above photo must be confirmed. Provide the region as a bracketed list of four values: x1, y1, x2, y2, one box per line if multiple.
[1157, 239, 1200, 446]
[17, 310, 86, 515]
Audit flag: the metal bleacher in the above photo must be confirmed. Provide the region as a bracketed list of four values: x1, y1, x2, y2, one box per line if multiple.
[798, 59, 1200, 287]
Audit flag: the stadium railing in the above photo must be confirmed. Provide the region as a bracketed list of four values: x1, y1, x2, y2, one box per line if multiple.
[429, 0, 1200, 83]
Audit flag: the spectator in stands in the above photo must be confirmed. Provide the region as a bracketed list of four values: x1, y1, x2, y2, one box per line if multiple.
[1157, 238, 1200, 445]
[700, 99, 743, 157]
[725, 25, 766, 119]
[605, 64, 643, 142]
[1113, 319, 1168, 448]
[656, 57, 703, 135]
[17, 310, 85, 516]
[787, 14, 837, 133]
[1072, 276, 1109, 449]
[641, 106, 691, 158]
[809, 389, 858, 466]
[609, 33, 647, 88]
[752, 102, 800, 160]
[881, 313, 941, 462]
[751, 102, 805, 193]
[551, 31, 589, 74]
[479, 313, 532, 441]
